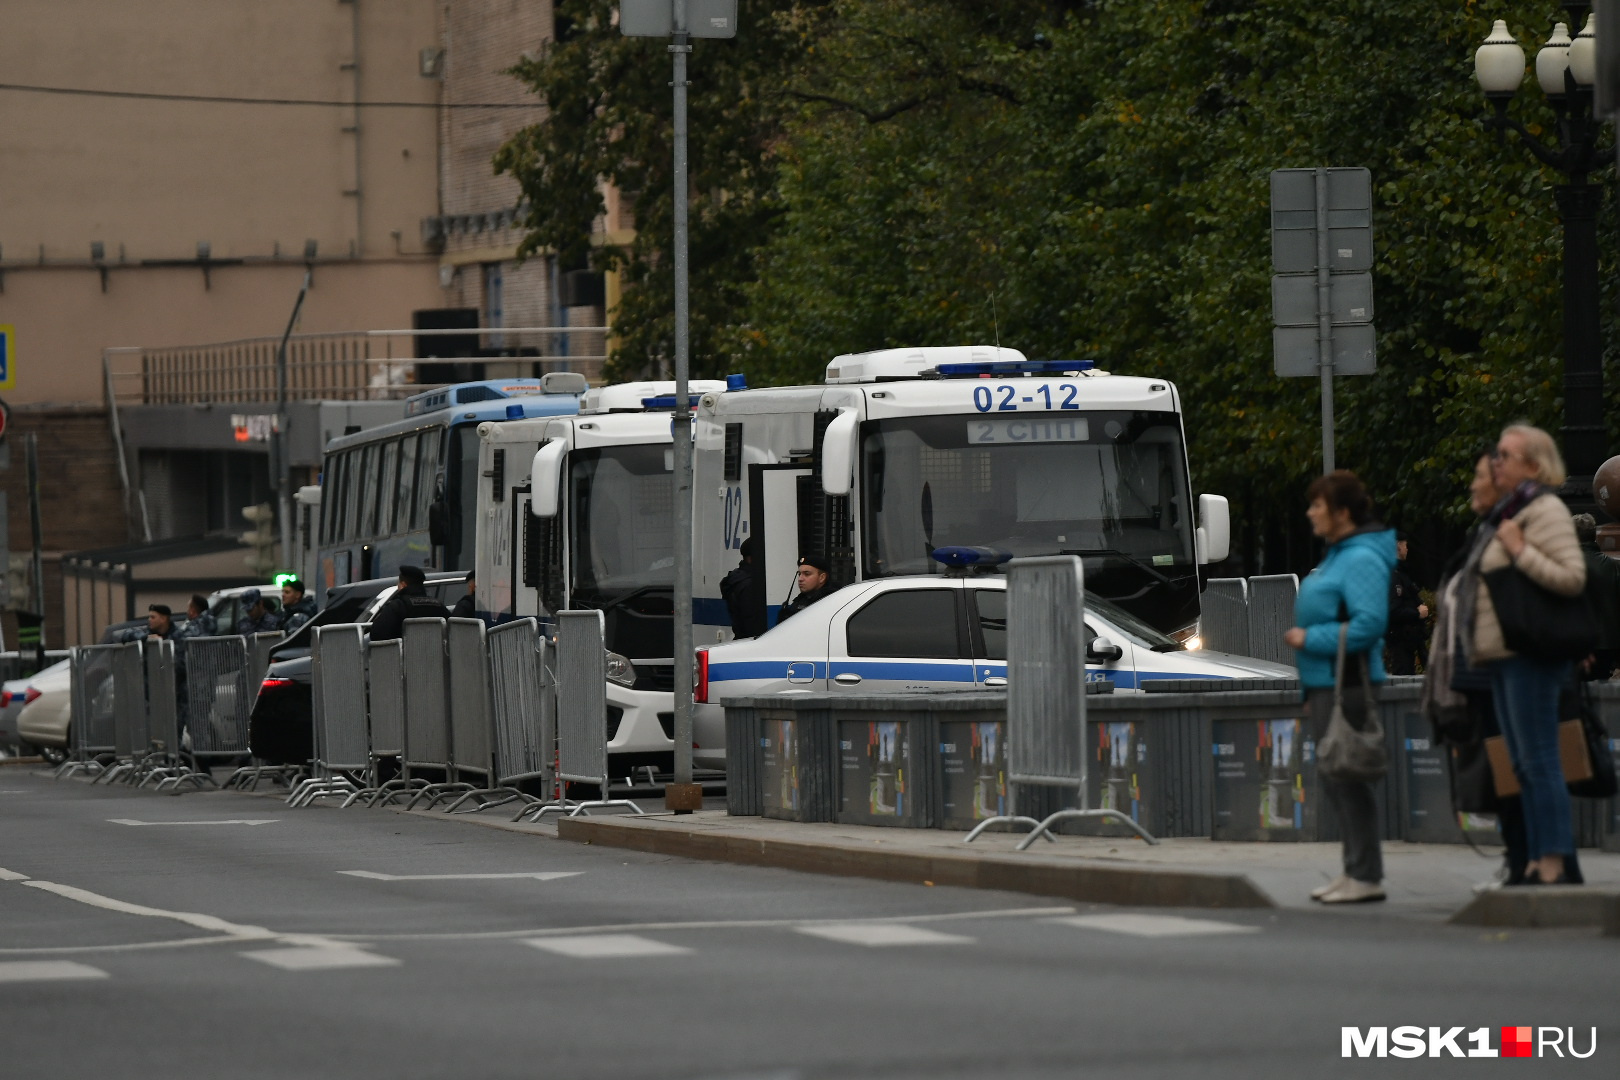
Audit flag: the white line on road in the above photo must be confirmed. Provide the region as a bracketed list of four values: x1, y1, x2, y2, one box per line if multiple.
[18, 880, 279, 940]
[794, 923, 974, 947]
[0, 868, 30, 881]
[338, 870, 583, 882]
[0, 960, 110, 983]
[336, 904, 1077, 943]
[108, 818, 278, 826]
[1050, 914, 1260, 938]
[526, 934, 690, 959]
[241, 946, 401, 972]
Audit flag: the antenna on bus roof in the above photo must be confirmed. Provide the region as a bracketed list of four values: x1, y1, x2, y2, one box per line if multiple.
[990, 290, 1000, 350]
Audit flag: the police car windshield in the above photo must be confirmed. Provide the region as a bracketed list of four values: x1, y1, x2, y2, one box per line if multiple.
[860, 410, 1193, 578]
[570, 444, 675, 600]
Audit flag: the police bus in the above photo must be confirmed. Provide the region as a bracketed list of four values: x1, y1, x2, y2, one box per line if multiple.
[315, 373, 587, 589]
[691, 346, 1230, 641]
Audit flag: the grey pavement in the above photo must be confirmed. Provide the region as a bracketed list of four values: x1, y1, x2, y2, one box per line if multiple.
[0, 767, 1615, 1079]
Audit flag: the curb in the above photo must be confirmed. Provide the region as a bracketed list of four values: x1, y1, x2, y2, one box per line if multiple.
[555, 817, 1276, 909]
[1448, 886, 1620, 932]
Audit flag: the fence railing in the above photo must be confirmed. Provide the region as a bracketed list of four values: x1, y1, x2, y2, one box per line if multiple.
[1200, 575, 1301, 664]
[105, 326, 611, 406]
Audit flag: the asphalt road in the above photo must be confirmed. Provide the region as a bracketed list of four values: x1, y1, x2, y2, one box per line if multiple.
[0, 768, 1613, 1080]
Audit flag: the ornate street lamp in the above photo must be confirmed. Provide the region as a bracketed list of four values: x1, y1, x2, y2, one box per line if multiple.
[1475, 7, 1608, 493]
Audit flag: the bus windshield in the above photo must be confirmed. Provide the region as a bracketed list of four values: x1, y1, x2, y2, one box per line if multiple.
[860, 410, 1197, 628]
[569, 444, 675, 603]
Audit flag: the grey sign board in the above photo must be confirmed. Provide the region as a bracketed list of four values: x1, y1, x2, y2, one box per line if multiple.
[1273, 323, 1377, 378]
[1269, 167, 1373, 274]
[1271, 272, 1374, 327]
[620, 0, 738, 37]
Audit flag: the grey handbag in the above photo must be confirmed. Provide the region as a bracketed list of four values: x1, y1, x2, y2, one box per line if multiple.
[1317, 623, 1388, 783]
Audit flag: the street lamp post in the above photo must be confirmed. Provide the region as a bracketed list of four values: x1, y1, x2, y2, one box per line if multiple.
[1475, 7, 1608, 494]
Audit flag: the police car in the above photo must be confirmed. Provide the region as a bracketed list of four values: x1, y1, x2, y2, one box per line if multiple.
[690, 570, 1293, 770]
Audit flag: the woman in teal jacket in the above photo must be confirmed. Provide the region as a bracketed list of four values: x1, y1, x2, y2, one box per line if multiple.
[1284, 471, 1397, 904]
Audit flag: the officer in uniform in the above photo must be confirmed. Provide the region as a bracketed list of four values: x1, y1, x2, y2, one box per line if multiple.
[369, 565, 451, 641]
[776, 554, 834, 625]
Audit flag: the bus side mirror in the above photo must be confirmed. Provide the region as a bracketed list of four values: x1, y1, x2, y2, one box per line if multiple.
[530, 438, 567, 518]
[1196, 494, 1230, 564]
[820, 410, 859, 496]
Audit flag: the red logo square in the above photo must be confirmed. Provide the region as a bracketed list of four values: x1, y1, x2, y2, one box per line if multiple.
[1501, 1026, 1534, 1058]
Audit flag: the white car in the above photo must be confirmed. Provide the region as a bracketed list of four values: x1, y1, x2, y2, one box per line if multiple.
[691, 575, 1293, 770]
[1, 659, 69, 755]
[17, 660, 74, 764]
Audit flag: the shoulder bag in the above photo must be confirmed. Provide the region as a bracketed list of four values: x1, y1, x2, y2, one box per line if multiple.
[1481, 565, 1598, 661]
[1317, 623, 1389, 783]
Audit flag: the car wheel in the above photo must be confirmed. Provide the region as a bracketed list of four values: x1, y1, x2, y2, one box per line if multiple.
[37, 743, 66, 766]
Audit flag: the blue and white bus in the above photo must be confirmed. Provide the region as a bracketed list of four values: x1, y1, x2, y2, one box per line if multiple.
[316, 374, 587, 589]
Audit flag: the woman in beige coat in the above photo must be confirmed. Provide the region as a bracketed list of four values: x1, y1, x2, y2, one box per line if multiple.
[1472, 424, 1586, 884]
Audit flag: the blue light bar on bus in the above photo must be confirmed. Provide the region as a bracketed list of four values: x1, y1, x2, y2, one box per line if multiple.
[640, 395, 705, 409]
[933, 359, 1095, 378]
[929, 545, 1013, 569]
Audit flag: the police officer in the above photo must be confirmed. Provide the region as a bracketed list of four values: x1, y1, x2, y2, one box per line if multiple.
[369, 565, 450, 641]
[235, 589, 281, 635]
[451, 569, 478, 620]
[177, 594, 217, 639]
[280, 580, 318, 634]
[720, 537, 766, 639]
[145, 604, 179, 641]
[776, 554, 834, 624]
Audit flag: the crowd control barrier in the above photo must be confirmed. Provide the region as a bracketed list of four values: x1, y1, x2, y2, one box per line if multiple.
[344, 638, 405, 805]
[517, 610, 641, 821]
[1200, 576, 1300, 663]
[445, 618, 548, 815]
[59, 644, 129, 778]
[291, 624, 369, 806]
[966, 556, 1157, 850]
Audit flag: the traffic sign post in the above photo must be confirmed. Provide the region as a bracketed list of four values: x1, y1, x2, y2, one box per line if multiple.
[0, 324, 13, 391]
[621, 1, 737, 813]
[1270, 167, 1376, 473]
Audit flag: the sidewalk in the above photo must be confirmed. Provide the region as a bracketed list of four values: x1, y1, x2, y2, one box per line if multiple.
[514, 810, 1620, 929]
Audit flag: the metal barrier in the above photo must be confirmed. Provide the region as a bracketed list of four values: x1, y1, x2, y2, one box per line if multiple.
[137, 639, 206, 790]
[965, 556, 1156, 849]
[1200, 578, 1250, 656]
[1245, 574, 1299, 665]
[94, 643, 148, 784]
[290, 625, 369, 806]
[521, 610, 641, 820]
[383, 619, 471, 808]
[441, 619, 536, 813]
[344, 639, 404, 805]
[59, 644, 124, 777]
[183, 636, 253, 759]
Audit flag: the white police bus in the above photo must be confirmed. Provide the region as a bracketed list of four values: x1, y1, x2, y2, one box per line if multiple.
[316, 373, 587, 589]
[473, 379, 730, 773]
[692, 346, 1229, 641]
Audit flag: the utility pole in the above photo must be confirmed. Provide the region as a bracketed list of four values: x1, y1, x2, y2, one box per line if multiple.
[272, 272, 311, 574]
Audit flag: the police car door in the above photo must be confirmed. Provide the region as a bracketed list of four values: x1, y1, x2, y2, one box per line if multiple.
[827, 581, 974, 693]
[966, 585, 1126, 688]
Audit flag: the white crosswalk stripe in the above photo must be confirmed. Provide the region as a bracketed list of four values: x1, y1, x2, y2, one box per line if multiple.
[525, 934, 690, 959]
[241, 946, 401, 971]
[0, 960, 110, 983]
[794, 923, 974, 947]
[1049, 914, 1259, 938]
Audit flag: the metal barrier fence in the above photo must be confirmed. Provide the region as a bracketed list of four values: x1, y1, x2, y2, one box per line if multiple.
[61, 644, 126, 777]
[1199, 578, 1249, 657]
[184, 636, 254, 757]
[1201, 576, 1300, 663]
[291, 625, 369, 806]
[968, 556, 1156, 849]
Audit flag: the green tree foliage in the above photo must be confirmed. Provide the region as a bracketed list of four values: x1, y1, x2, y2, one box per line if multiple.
[500, 0, 1612, 562]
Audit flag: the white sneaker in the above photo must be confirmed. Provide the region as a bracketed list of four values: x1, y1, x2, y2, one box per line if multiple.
[1310, 875, 1350, 901]
[1319, 878, 1386, 904]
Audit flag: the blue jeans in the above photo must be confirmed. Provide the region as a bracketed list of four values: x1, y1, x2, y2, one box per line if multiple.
[1488, 655, 1575, 861]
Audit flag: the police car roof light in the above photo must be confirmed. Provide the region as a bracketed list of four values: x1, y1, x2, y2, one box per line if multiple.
[505, 404, 524, 419]
[726, 372, 748, 391]
[929, 546, 1014, 569]
[933, 359, 1095, 378]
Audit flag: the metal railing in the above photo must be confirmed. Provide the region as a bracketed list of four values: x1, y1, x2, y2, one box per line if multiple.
[291, 624, 369, 806]
[965, 556, 1157, 849]
[105, 326, 610, 406]
[1201, 575, 1301, 664]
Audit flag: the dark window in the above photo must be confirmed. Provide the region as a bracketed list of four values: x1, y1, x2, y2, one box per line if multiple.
[724, 423, 743, 483]
[378, 440, 400, 535]
[395, 434, 418, 533]
[414, 429, 441, 530]
[846, 589, 962, 659]
[973, 589, 1007, 661]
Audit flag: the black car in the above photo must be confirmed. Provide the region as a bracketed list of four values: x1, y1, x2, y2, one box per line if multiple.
[249, 572, 470, 765]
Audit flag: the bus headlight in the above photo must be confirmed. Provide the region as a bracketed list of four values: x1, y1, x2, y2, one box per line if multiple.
[605, 651, 637, 688]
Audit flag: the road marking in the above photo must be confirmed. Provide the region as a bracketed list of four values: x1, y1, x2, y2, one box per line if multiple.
[1050, 914, 1260, 938]
[0, 960, 109, 983]
[339, 905, 1076, 943]
[794, 923, 973, 948]
[108, 818, 278, 826]
[0, 868, 30, 881]
[526, 934, 690, 959]
[242, 946, 400, 972]
[0, 869, 276, 942]
[0, 936, 262, 957]
[338, 870, 582, 882]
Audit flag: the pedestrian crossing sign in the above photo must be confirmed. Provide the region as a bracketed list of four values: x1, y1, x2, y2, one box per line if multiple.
[0, 325, 12, 390]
